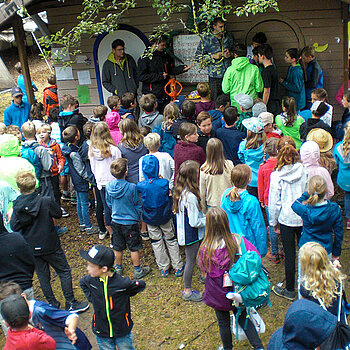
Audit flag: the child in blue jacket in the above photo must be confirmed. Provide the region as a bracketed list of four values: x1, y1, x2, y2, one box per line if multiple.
[137, 155, 183, 277]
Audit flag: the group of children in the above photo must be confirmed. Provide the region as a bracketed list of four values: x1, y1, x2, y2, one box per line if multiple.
[0, 52, 349, 349]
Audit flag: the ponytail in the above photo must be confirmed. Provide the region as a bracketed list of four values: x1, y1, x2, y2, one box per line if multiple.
[226, 187, 241, 202]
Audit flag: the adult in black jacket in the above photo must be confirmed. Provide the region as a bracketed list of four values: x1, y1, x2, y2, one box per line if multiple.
[138, 35, 192, 112]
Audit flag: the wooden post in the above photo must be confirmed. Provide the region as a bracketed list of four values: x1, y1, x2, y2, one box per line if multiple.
[342, 2, 349, 91]
[12, 14, 35, 104]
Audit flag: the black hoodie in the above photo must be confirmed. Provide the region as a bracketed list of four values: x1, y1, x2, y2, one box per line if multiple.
[0, 217, 35, 290]
[10, 191, 62, 256]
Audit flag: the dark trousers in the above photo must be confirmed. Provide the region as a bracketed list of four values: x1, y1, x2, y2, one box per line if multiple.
[34, 246, 75, 305]
[209, 77, 223, 102]
[280, 224, 302, 292]
[215, 309, 263, 350]
[99, 186, 112, 227]
[247, 185, 258, 200]
[51, 175, 61, 207]
[94, 186, 106, 233]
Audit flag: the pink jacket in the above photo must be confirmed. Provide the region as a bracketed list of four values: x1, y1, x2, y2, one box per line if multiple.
[106, 110, 123, 145]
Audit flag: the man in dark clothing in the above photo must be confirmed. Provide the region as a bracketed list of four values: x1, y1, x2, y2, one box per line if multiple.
[299, 101, 332, 141]
[10, 171, 89, 314]
[138, 35, 192, 113]
[102, 39, 138, 97]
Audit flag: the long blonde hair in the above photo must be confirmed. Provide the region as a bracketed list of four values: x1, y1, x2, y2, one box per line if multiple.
[304, 175, 327, 206]
[119, 118, 144, 149]
[343, 121, 350, 157]
[163, 103, 180, 130]
[226, 164, 251, 202]
[90, 122, 116, 158]
[198, 208, 239, 272]
[245, 130, 266, 150]
[300, 242, 346, 308]
[201, 138, 226, 175]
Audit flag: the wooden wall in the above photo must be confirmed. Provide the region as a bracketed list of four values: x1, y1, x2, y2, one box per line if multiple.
[46, 0, 345, 118]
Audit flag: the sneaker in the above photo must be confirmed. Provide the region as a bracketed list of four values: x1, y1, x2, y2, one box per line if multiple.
[114, 265, 123, 275]
[347, 219, 350, 230]
[174, 267, 184, 277]
[56, 226, 68, 237]
[182, 289, 203, 302]
[133, 266, 151, 279]
[140, 231, 150, 241]
[99, 231, 107, 240]
[66, 301, 89, 313]
[79, 225, 86, 232]
[217, 346, 224, 350]
[161, 269, 169, 278]
[61, 193, 71, 201]
[85, 226, 99, 235]
[61, 207, 69, 217]
[272, 285, 296, 301]
[265, 251, 280, 264]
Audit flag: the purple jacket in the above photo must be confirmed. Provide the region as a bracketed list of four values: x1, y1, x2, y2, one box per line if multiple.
[198, 235, 260, 311]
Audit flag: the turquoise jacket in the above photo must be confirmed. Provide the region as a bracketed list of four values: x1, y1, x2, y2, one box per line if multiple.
[334, 141, 350, 191]
[281, 64, 305, 111]
[0, 181, 19, 232]
[221, 189, 267, 257]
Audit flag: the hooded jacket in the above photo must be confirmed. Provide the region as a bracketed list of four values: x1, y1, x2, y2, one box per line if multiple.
[198, 235, 259, 311]
[39, 137, 66, 177]
[333, 140, 350, 191]
[106, 110, 123, 145]
[267, 299, 337, 350]
[43, 84, 59, 116]
[152, 122, 177, 157]
[238, 141, 264, 187]
[0, 180, 20, 232]
[221, 189, 267, 257]
[102, 53, 138, 97]
[136, 155, 172, 225]
[299, 118, 332, 142]
[275, 113, 304, 150]
[58, 109, 87, 146]
[195, 101, 215, 116]
[10, 191, 62, 256]
[299, 141, 334, 199]
[139, 110, 164, 130]
[268, 163, 308, 227]
[222, 57, 263, 110]
[4, 101, 31, 128]
[138, 50, 185, 100]
[105, 179, 142, 224]
[257, 157, 278, 207]
[281, 64, 305, 111]
[88, 145, 121, 189]
[292, 192, 343, 257]
[305, 58, 323, 101]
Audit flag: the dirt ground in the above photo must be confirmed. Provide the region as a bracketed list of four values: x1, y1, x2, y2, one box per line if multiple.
[0, 48, 349, 349]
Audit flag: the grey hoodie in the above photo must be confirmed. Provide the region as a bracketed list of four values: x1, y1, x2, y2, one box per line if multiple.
[139, 110, 163, 130]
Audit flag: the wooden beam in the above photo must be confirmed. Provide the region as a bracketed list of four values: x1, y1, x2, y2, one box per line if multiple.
[12, 14, 34, 104]
[342, 2, 349, 91]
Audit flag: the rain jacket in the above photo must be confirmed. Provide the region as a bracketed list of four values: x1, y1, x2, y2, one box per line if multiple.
[105, 179, 142, 224]
[333, 140, 350, 192]
[17, 74, 38, 103]
[292, 192, 343, 257]
[139, 110, 163, 130]
[3, 101, 31, 128]
[281, 64, 305, 111]
[268, 163, 308, 227]
[176, 189, 206, 246]
[102, 53, 138, 97]
[275, 113, 304, 150]
[198, 235, 259, 311]
[136, 155, 172, 225]
[0, 181, 20, 232]
[305, 58, 323, 102]
[43, 84, 59, 116]
[152, 122, 177, 157]
[299, 141, 334, 199]
[221, 189, 267, 256]
[106, 110, 123, 145]
[257, 157, 278, 207]
[39, 138, 65, 177]
[238, 141, 264, 187]
[222, 57, 263, 110]
[10, 191, 62, 256]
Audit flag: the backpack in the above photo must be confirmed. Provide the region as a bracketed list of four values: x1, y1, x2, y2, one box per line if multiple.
[20, 143, 43, 179]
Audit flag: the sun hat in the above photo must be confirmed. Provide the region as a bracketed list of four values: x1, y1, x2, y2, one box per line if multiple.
[79, 245, 115, 268]
[242, 117, 264, 133]
[258, 112, 274, 126]
[306, 128, 333, 152]
[252, 102, 267, 118]
[234, 93, 253, 110]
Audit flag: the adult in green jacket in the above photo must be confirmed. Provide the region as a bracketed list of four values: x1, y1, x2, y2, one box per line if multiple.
[222, 44, 263, 110]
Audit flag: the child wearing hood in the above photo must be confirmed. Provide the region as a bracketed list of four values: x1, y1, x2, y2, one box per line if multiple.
[139, 94, 163, 130]
[105, 96, 123, 145]
[137, 155, 183, 277]
[221, 164, 267, 257]
[238, 117, 266, 198]
[299, 141, 334, 199]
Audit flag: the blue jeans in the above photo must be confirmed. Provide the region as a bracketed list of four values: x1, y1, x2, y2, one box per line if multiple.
[76, 191, 92, 228]
[265, 206, 278, 255]
[99, 186, 112, 226]
[345, 191, 350, 219]
[96, 332, 135, 350]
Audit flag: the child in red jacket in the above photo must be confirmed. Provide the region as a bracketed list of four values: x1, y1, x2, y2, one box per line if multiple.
[43, 74, 59, 117]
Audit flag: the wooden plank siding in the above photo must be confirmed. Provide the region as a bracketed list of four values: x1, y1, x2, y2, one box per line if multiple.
[47, 0, 345, 118]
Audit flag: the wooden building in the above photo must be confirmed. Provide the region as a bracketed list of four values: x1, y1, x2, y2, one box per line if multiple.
[1, 0, 349, 118]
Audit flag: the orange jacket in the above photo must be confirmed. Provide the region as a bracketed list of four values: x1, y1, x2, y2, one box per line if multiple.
[43, 85, 59, 116]
[39, 138, 65, 176]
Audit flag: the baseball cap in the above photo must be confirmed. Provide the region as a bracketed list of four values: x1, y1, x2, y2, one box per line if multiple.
[310, 101, 329, 117]
[242, 117, 264, 133]
[258, 112, 274, 126]
[252, 102, 267, 118]
[234, 93, 253, 110]
[79, 245, 115, 268]
[1, 295, 29, 326]
[11, 86, 23, 97]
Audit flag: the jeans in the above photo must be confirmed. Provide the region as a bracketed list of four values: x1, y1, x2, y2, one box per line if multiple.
[280, 224, 302, 292]
[34, 247, 75, 305]
[265, 207, 278, 255]
[215, 309, 263, 350]
[99, 187, 112, 227]
[345, 191, 350, 219]
[76, 191, 92, 228]
[96, 332, 135, 350]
